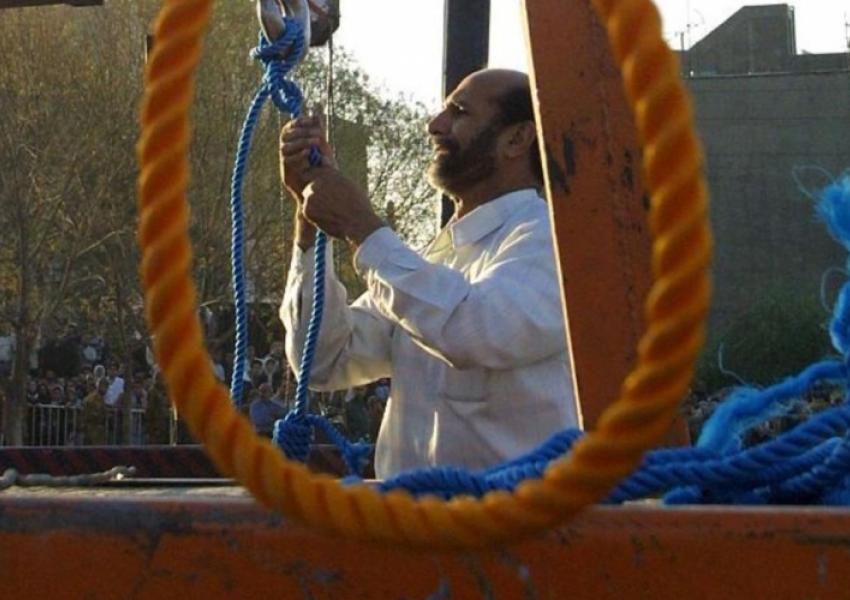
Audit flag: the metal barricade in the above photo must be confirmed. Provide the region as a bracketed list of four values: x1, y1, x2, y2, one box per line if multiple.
[26, 404, 145, 446]
[104, 407, 146, 446]
[27, 404, 80, 446]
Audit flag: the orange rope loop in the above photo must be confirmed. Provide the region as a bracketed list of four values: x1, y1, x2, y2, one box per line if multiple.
[137, 0, 712, 549]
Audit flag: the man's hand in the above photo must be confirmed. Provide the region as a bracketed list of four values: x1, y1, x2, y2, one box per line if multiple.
[279, 114, 336, 202]
[302, 169, 386, 247]
[279, 114, 336, 250]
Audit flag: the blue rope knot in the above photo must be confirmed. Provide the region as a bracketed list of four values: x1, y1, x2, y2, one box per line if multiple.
[308, 415, 373, 476]
[273, 411, 314, 463]
[272, 410, 373, 477]
[230, 18, 311, 407]
[250, 20, 308, 116]
[264, 61, 305, 115]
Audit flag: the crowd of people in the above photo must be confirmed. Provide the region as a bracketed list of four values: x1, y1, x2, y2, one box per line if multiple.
[11, 356, 173, 446]
[214, 341, 388, 443]
[0, 332, 388, 447]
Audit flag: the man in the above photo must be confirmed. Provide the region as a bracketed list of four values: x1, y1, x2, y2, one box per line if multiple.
[279, 68, 577, 479]
[249, 382, 288, 438]
[80, 378, 108, 446]
[104, 363, 125, 408]
[145, 372, 171, 445]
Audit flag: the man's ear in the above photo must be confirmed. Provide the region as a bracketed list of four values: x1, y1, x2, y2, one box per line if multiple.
[504, 121, 537, 158]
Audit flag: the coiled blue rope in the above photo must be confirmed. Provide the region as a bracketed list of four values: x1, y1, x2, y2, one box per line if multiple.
[374, 176, 850, 506]
[229, 19, 370, 475]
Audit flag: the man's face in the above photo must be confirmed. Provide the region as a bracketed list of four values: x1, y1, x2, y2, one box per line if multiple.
[251, 361, 263, 377]
[427, 122, 502, 196]
[426, 77, 504, 196]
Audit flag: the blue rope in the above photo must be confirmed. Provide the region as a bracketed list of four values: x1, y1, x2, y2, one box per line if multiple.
[377, 429, 583, 498]
[372, 176, 850, 507]
[234, 33, 850, 506]
[273, 222, 375, 476]
[227, 20, 370, 475]
[229, 24, 307, 406]
[610, 405, 850, 503]
[696, 360, 847, 455]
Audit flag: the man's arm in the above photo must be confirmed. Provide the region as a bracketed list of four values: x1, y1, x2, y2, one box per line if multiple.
[354, 219, 566, 371]
[279, 115, 393, 390]
[292, 160, 565, 372]
[280, 238, 393, 391]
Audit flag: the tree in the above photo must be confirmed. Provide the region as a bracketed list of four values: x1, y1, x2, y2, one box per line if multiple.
[0, 4, 149, 442]
[0, 0, 436, 444]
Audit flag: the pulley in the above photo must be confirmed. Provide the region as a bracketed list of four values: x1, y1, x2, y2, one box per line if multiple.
[257, 0, 340, 53]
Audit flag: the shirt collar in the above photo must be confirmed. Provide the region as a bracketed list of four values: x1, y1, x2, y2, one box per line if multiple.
[448, 188, 542, 249]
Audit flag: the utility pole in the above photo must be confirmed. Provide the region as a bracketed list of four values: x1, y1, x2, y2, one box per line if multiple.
[439, 0, 490, 226]
[0, 0, 101, 8]
[845, 14, 849, 51]
[843, 14, 849, 71]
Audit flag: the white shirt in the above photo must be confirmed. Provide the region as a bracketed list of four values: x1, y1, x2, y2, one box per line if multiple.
[104, 376, 125, 407]
[281, 188, 578, 479]
[0, 335, 14, 362]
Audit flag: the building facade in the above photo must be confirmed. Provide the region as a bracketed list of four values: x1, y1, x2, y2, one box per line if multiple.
[678, 4, 850, 331]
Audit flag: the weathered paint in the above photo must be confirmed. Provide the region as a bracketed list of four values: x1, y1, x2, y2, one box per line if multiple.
[524, 0, 650, 427]
[524, 0, 690, 443]
[2, 490, 850, 598]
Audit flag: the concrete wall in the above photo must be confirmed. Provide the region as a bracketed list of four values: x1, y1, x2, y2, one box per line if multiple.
[686, 70, 850, 331]
[686, 4, 797, 76]
[682, 4, 848, 76]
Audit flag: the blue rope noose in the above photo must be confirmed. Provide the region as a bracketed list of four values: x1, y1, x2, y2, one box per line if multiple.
[230, 23, 307, 405]
[229, 19, 370, 476]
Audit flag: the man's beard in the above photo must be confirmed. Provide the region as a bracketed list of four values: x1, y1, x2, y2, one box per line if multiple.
[427, 123, 501, 196]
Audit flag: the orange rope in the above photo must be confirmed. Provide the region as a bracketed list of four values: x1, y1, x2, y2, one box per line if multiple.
[137, 0, 711, 549]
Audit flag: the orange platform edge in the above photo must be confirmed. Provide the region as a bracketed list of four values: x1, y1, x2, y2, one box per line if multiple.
[0, 0, 828, 597]
[2, 491, 850, 598]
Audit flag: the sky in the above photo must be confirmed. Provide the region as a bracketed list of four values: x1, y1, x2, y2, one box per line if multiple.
[331, 1, 850, 110]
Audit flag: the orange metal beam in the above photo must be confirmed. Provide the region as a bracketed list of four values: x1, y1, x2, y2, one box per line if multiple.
[524, 0, 655, 431]
[2, 491, 850, 598]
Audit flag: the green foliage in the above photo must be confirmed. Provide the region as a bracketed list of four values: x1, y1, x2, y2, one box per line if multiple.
[694, 284, 837, 394]
[0, 1, 436, 440]
[0, 0, 435, 336]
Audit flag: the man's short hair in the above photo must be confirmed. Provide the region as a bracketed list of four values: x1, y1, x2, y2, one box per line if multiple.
[493, 84, 543, 183]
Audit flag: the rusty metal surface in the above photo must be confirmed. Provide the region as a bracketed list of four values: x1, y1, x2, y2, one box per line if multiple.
[524, 0, 653, 431]
[2, 490, 850, 599]
[0, 444, 351, 478]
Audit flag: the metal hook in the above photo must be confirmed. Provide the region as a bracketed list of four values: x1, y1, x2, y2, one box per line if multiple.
[306, 0, 340, 47]
[257, 0, 312, 57]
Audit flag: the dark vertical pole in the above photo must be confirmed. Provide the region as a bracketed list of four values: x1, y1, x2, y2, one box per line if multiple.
[440, 0, 490, 226]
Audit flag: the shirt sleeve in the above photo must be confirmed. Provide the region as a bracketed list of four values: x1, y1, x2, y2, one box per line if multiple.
[354, 223, 566, 370]
[280, 239, 393, 391]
